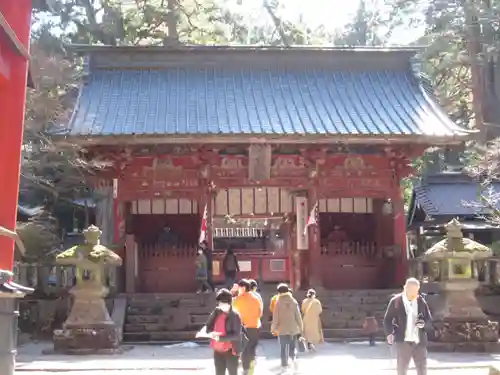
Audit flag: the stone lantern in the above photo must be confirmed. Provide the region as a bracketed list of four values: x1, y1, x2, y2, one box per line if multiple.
[52, 225, 123, 354]
[422, 219, 500, 352]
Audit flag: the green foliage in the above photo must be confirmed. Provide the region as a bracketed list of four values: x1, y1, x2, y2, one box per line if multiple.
[16, 212, 61, 262]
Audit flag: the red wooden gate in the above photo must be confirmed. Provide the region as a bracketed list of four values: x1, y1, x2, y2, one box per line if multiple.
[320, 242, 384, 289]
[138, 245, 290, 293]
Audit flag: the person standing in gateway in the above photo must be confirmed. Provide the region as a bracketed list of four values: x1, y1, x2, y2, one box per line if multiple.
[222, 246, 239, 288]
[383, 278, 432, 375]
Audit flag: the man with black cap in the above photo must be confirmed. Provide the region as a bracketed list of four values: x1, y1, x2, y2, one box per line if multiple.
[205, 288, 246, 375]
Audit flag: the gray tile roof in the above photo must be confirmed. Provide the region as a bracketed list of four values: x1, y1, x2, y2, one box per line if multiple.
[413, 181, 500, 216]
[68, 67, 466, 137]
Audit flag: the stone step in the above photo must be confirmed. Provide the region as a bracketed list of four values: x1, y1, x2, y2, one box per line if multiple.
[322, 328, 386, 339]
[317, 290, 399, 297]
[123, 330, 201, 342]
[125, 322, 205, 333]
[126, 313, 211, 324]
[127, 305, 213, 315]
[126, 301, 389, 313]
[322, 304, 388, 311]
[323, 297, 392, 304]
[122, 328, 386, 343]
[122, 289, 397, 344]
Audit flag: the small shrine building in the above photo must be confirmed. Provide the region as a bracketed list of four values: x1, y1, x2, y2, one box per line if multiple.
[59, 45, 469, 293]
[408, 171, 500, 257]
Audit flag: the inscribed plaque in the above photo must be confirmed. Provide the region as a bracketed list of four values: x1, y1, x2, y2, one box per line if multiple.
[248, 144, 271, 181]
[238, 261, 252, 272]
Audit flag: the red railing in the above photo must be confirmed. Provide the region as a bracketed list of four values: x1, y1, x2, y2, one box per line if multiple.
[320, 241, 380, 257]
[137, 244, 289, 292]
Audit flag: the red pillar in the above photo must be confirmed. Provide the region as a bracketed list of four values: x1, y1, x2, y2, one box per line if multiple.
[0, 0, 32, 271]
[393, 190, 408, 286]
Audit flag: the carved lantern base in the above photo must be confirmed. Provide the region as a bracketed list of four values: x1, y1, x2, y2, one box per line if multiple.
[52, 325, 121, 354]
[52, 284, 121, 354]
[429, 280, 500, 353]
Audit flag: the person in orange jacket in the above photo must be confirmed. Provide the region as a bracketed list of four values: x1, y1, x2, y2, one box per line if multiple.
[233, 279, 263, 375]
[269, 293, 279, 336]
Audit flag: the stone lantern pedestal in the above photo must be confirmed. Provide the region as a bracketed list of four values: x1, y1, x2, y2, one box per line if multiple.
[51, 225, 123, 354]
[431, 278, 499, 352]
[422, 219, 500, 352]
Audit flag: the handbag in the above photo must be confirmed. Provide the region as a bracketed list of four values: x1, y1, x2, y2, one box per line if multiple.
[297, 336, 307, 353]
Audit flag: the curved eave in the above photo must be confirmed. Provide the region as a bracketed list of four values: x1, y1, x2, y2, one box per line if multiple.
[53, 131, 473, 147]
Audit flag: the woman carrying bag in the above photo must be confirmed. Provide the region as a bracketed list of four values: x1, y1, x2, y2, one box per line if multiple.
[203, 289, 248, 375]
[301, 289, 324, 352]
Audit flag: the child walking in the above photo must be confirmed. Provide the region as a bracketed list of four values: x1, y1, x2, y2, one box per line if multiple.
[362, 311, 379, 346]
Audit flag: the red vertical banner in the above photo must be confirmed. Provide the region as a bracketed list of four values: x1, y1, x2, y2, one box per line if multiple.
[199, 189, 213, 250]
[306, 188, 321, 288]
[0, 0, 32, 271]
[393, 191, 408, 286]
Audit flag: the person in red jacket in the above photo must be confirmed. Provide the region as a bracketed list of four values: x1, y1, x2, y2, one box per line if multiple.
[205, 289, 246, 375]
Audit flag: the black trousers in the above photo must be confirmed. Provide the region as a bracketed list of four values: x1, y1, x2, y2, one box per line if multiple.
[241, 328, 259, 371]
[278, 334, 296, 367]
[369, 333, 376, 346]
[202, 272, 215, 291]
[214, 350, 238, 375]
[396, 342, 427, 375]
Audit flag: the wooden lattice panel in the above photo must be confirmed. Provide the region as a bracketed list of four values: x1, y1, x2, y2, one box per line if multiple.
[214, 188, 294, 216]
[131, 199, 198, 214]
[319, 198, 373, 214]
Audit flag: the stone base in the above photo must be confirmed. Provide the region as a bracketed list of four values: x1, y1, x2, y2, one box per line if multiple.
[490, 364, 500, 375]
[432, 318, 499, 343]
[52, 324, 121, 354]
[428, 341, 500, 353]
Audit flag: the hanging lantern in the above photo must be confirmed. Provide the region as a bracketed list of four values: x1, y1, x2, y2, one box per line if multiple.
[382, 199, 393, 215]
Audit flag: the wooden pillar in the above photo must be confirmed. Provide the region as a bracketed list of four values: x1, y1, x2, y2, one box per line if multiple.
[125, 233, 137, 293]
[308, 187, 322, 288]
[0, 1, 31, 271]
[123, 201, 136, 293]
[393, 191, 408, 286]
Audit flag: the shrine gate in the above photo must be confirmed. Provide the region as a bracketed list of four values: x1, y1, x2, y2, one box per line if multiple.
[60, 45, 469, 293]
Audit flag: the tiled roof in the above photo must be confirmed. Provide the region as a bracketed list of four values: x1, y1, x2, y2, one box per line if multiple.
[413, 180, 500, 217]
[67, 48, 467, 138]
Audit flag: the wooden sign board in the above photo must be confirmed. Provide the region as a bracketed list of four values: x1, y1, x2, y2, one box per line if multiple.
[248, 144, 271, 181]
[295, 196, 308, 250]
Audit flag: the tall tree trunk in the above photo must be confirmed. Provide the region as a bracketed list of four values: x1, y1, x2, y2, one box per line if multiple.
[464, 0, 485, 141]
[164, 0, 180, 45]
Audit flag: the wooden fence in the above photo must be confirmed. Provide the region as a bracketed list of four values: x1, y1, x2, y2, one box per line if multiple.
[12, 262, 120, 295]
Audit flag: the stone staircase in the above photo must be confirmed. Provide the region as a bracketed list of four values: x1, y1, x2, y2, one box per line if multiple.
[318, 289, 398, 342]
[122, 289, 399, 343]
